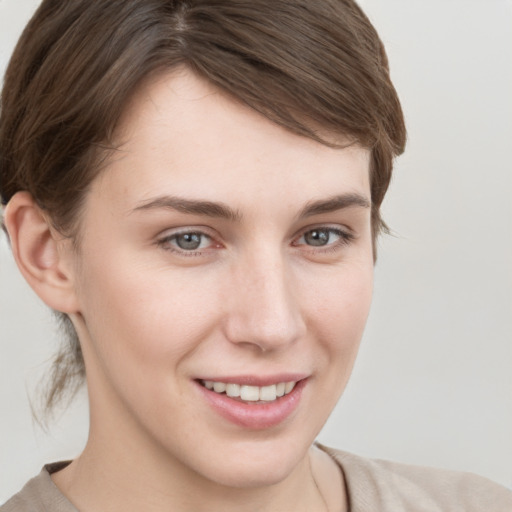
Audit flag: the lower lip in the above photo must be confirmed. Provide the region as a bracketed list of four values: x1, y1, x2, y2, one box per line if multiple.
[195, 379, 307, 430]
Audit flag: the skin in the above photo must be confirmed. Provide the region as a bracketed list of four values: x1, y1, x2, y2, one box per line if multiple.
[6, 67, 373, 512]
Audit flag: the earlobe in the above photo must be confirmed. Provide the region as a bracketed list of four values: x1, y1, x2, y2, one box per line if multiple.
[4, 191, 80, 314]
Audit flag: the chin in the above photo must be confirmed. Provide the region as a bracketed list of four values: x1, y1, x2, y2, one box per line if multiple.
[204, 455, 302, 489]
[180, 435, 313, 489]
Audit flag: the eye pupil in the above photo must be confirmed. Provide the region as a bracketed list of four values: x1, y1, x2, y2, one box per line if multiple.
[176, 233, 202, 250]
[305, 229, 329, 246]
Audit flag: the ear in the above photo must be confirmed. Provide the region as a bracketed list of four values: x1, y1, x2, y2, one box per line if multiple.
[4, 191, 80, 314]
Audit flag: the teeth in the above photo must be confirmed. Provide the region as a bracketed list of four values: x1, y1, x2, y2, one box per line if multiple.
[202, 379, 298, 402]
[284, 381, 296, 394]
[240, 385, 260, 401]
[260, 385, 277, 401]
[213, 382, 226, 393]
[226, 383, 241, 397]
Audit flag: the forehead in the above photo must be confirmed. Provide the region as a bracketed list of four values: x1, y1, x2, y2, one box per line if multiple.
[93, 67, 371, 213]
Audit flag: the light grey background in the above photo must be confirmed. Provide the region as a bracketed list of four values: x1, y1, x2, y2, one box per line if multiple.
[1, 0, 511, 501]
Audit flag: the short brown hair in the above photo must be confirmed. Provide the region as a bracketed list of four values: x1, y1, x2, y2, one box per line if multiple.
[0, 0, 406, 414]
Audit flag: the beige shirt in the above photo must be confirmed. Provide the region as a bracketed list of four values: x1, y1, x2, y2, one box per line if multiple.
[2, 446, 512, 511]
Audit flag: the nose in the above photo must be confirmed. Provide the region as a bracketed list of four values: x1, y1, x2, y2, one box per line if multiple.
[223, 250, 306, 352]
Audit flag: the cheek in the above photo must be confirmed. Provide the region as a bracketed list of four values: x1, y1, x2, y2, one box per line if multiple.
[309, 259, 373, 320]
[304, 262, 373, 364]
[292, 262, 373, 433]
[76, 252, 222, 375]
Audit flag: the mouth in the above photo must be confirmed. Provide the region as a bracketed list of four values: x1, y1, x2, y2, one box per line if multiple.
[199, 379, 297, 403]
[195, 377, 307, 429]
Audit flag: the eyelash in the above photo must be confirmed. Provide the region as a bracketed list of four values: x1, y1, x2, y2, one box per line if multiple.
[156, 230, 217, 257]
[156, 226, 355, 257]
[293, 227, 355, 253]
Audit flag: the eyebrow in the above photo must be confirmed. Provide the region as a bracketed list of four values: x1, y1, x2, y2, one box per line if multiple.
[297, 193, 371, 219]
[131, 196, 242, 221]
[131, 192, 370, 221]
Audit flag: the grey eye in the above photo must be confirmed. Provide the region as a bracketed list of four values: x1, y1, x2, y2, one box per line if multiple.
[175, 232, 204, 250]
[303, 229, 331, 246]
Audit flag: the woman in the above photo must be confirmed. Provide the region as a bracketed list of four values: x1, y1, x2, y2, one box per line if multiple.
[1, 1, 511, 510]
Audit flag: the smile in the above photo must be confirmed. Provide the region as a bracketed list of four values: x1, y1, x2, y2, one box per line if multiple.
[201, 380, 297, 402]
[197, 377, 307, 429]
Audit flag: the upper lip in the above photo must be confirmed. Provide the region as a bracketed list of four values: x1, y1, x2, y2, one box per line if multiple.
[195, 374, 309, 387]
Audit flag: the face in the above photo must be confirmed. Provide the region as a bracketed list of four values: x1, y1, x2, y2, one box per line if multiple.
[69, 68, 373, 488]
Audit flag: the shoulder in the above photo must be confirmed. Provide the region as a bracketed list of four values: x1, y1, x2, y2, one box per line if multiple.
[1, 463, 76, 512]
[318, 444, 512, 512]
